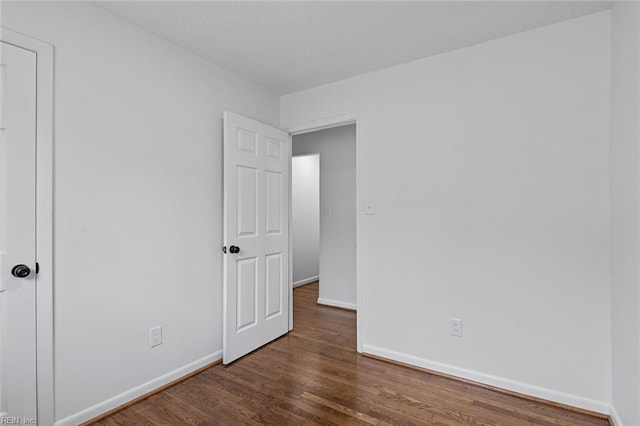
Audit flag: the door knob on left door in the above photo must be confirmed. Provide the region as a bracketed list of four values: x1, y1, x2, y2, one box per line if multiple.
[11, 264, 31, 278]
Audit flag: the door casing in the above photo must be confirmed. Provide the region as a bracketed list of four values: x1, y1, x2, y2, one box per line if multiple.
[287, 113, 361, 353]
[1, 28, 54, 426]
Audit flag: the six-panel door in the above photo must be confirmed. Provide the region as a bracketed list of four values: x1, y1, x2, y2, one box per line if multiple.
[223, 111, 289, 364]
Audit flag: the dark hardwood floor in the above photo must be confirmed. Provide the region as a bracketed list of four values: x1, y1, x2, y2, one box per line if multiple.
[89, 282, 608, 425]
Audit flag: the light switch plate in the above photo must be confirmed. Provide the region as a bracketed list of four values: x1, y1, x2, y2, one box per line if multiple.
[363, 202, 375, 215]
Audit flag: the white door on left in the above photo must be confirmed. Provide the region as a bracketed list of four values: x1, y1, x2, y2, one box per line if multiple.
[0, 41, 38, 423]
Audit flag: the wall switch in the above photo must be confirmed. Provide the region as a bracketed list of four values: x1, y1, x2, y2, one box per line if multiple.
[363, 202, 375, 215]
[149, 326, 163, 348]
[322, 204, 332, 216]
[450, 319, 462, 337]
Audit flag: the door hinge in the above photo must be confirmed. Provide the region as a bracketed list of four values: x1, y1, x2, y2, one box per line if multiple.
[36, 262, 39, 274]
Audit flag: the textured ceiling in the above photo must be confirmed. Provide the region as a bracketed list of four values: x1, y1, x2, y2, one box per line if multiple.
[94, 1, 611, 95]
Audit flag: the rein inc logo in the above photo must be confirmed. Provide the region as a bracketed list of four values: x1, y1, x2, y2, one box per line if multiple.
[0, 418, 36, 425]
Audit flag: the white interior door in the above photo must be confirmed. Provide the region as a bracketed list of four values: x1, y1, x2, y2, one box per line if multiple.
[0, 42, 38, 422]
[223, 111, 290, 364]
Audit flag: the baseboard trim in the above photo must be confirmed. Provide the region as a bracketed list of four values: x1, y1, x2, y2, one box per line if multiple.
[293, 275, 319, 288]
[609, 404, 623, 426]
[362, 344, 609, 419]
[317, 297, 356, 311]
[55, 351, 222, 426]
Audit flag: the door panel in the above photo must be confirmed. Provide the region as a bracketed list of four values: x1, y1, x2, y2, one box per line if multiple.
[265, 253, 282, 318]
[223, 111, 289, 364]
[237, 166, 257, 236]
[0, 41, 38, 422]
[236, 257, 257, 331]
[265, 171, 282, 234]
[265, 137, 283, 160]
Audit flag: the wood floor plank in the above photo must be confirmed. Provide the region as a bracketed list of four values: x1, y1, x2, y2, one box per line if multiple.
[88, 282, 608, 426]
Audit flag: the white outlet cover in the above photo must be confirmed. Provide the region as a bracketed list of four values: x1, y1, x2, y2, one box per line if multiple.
[149, 326, 163, 348]
[450, 319, 462, 337]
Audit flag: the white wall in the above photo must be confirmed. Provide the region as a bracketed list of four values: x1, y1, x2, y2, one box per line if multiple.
[282, 13, 611, 412]
[610, 3, 640, 425]
[293, 126, 357, 309]
[2, 2, 279, 424]
[292, 154, 320, 285]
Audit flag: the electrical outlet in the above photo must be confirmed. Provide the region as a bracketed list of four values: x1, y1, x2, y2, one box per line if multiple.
[450, 319, 462, 337]
[149, 326, 162, 348]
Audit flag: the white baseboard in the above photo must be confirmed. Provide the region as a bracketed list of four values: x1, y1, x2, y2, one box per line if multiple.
[610, 404, 623, 426]
[54, 351, 222, 426]
[317, 297, 356, 311]
[362, 344, 609, 415]
[293, 275, 319, 288]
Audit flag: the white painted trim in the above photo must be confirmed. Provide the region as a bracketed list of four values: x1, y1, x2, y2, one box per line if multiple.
[317, 297, 357, 311]
[288, 133, 293, 331]
[609, 404, 623, 426]
[293, 275, 319, 288]
[354, 118, 362, 353]
[287, 112, 362, 353]
[288, 113, 357, 136]
[54, 351, 222, 426]
[362, 344, 610, 416]
[1, 28, 55, 426]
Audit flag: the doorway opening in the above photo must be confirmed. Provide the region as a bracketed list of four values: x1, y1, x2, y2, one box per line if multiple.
[290, 123, 357, 347]
[291, 153, 320, 288]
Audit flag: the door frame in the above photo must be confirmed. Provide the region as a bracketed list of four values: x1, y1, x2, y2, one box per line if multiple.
[1, 28, 54, 425]
[287, 113, 362, 353]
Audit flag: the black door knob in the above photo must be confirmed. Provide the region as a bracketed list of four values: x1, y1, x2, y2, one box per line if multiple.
[229, 245, 240, 254]
[11, 264, 31, 278]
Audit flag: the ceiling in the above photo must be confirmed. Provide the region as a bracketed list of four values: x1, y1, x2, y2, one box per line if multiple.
[95, 1, 611, 95]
